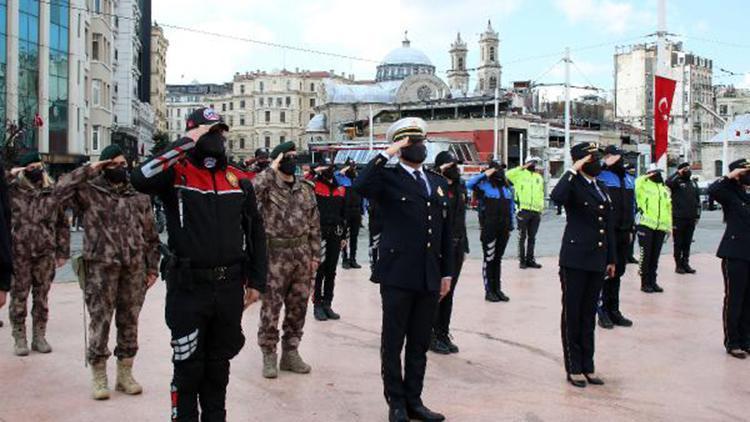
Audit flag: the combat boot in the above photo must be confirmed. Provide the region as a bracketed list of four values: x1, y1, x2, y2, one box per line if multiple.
[429, 334, 451, 355]
[12, 324, 29, 356]
[349, 260, 362, 269]
[31, 324, 52, 354]
[279, 349, 311, 374]
[115, 358, 143, 395]
[597, 308, 614, 329]
[323, 304, 340, 320]
[683, 260, 697, 274]
[484, 291, 501, 302]
[313, 305, 328, 321]
[91, 362, 110, 400]
[262, 352, 278, 379]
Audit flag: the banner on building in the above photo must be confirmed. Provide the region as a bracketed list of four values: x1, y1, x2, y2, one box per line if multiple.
[653, 75, 676, 163]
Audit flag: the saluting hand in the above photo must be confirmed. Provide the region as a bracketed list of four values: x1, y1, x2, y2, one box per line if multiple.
[244, 287, 261, 310]
[271, 152, 284, 171]
[385, 139, 410, 157]
[439, 277, 452, 301]
[728, 168, 748, 180]
[572, 154, 591, 173]
[90, 159, 112, 172]
[483, 167, 497, 177]
[10, 167, 24, 177]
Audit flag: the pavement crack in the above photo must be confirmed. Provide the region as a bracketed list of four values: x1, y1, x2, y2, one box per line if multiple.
[454, 328, 561, 363]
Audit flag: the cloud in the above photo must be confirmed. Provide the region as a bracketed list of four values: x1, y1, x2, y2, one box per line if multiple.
[553, 0, 645, 34]
[737, 74, 750, 90]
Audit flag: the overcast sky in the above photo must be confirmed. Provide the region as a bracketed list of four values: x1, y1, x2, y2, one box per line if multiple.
[153, 0, 750, 93]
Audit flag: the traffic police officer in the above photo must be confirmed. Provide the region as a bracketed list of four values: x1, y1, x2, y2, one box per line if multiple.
[595, 145, 635, 329]
[354, 117, 453, 422]
[132, 107, 268, 421]
[467, 160, 515, 303]
[635, 164, 672, 293]
[666, 162, 701, 274]
[506, 156, 545, 269]
[551, 142, 616, 388]
[707, 159, 750, 359]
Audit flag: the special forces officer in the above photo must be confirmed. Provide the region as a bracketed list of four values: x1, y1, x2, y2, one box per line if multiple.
[57, 144, 161, 400]
[467, 160, 515, 303]
[550, 143, 616, 388]
[132, 107, 268, 421]
[506, 156, 545, 269]
[666, 162, 701, 274]
[253, 141, 321, 379]
[354, 117, 453, 422]
[707, 159, 750, 359]
[635, 164, 672, 293]
[6, 151, 69, 356]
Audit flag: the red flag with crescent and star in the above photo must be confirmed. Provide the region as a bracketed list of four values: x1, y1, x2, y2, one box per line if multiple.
[654, 75, 676, 164]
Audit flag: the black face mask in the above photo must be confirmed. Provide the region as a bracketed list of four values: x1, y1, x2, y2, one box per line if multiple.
[651, 173, 664, 184]
[400, 142, 427, 164]
[255, 160, 270, 170]
[195, 131, 227, 164]
[279, 156, 297, 176]
[681, 170, 692, 179]
[443, 165, 460, 182]
[25, 168, 44, 184]
[608, 159, 625, 175]
[104, 167, 128, 184]
[345, 169, 357, 179]
[320, 167, 335, 180]
[527, 164, 536, 173]
[740, 173, 750, 186]
[582, 161, 603, 177]
[490, 170, 506, 185]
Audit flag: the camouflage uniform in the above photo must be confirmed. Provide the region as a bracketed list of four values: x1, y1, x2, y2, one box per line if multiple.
[57, 165, 160, 364]
[253, 169, 320, 354]
[6, 173, 70, 336]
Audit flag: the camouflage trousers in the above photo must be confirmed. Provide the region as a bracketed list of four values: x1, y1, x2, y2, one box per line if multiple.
[258, 245, 313, 354]
[9, 256, 56, 332]
[85, 261, 147, 365]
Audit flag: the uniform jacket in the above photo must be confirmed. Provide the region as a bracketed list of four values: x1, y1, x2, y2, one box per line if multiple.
[314, 177, 346, 231]
[551, 170, 616, 273]
[506, 166, 545, 213]
[708, 177, 750, 262]
[443, 177, 469, 253]
[252, 168, 321, 260]
[353, 154, 454, 292]
[598, 169, 636, 232]
[467, 173, 515, 234]
[0, 163, 12, 291]
[635, 175, 672, 232]
[58, 166, 160, 274]
[335, 171, 364, 219]
[131, 139, 268, 291]
[6, 172, 70, 261]
[666, 173, 701, 220]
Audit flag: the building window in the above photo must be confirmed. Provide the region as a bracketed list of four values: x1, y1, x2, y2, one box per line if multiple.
[240, 138, 246, 149]
[286, 80, 291, 90]
[177, 108, 181, 117]
[229, 102, 234, 111]
[309, 98, 316, 108]
[240, 115, 245, 126]
[92, 80, 101, 106]
[310, 113, 315, 121]
[228, 117, 234, 126]
[222, 103, 226, 112]
[490, 46, 495, 62]
[92, 126, 100, 151]
[94, 0, 101, 13]
[92, 33, 101, 60]
[280, 112, 286, 123]
[276, 97, 282, 107]
[458, 57, 464, 70]
[240, 84, 245, 94]
[259, 97, 264, 106]
[719, 105, 728, 115]
[310, 83, 315, 92]
[264, 136, 271, 147]
[489, 76, 497, 90]
[265, 111, 271, 123]
[259, 81, 264, 92]
[240, 100, 246, 109]
[715, 160, 723, 177]
[279, 135, 285, 143]
[285, 97, 291, 107]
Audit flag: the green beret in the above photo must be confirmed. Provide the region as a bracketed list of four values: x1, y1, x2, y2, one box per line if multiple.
[18, 151, 42, 167]
[100, 144, 124, 161]
[270, 141, 296, 159]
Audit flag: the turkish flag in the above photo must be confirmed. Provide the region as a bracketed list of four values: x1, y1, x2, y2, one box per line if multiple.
[654, 75, 676, 163]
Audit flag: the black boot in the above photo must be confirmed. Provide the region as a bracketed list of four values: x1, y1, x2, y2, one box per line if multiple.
[429, 334, 451, 355]
[349, 260, 362, 269]
[526, 259, 542, 269]
[440, 333, 459, 353]
[675, 257, 687, 274]
[485, 290, 501, 302]
[341, 259, 351, 269]
[641, 283, 656, 293]
[323, 304, 340, 320]
[652, 283, 664, 293]
[519, 260, 528, 269]
[597, 308, 614, 329]
[610, 311, 633, 327]
[683, 259, 696, 274]
[313, 305, 328, 321]
[496, 291, 510, 302]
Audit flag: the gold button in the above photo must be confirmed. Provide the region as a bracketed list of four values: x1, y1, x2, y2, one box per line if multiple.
[428, 229, 432, 234]
[598, 242, 603, 247]
[427, 242, 431, 248]
[401, 197, 406, 201]
[599, 229, 605, 234]
[598, 217, 603, 222]
[428, 216, 432, 221]
[427, 201, 431, 206]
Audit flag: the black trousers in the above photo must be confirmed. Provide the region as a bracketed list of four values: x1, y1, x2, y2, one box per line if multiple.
[560, 267, 604, 375]
[673, 218, 697, 265]
[314, 228, 342, 305]
[517, 210, 541, 262]
[481, 229, 510, 294]
[380, 285, 439, 409]
[601, 230, 631, 315]
[721, 259, 750, 351]
[369, 224, 382, 269]
[341, 215, 361, 263]
[637, 226, 666, 288]
[166, 270, 245, 422]
[433, 239, 465, 336]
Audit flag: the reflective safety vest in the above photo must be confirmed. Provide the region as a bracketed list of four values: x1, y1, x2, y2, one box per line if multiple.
[505, 167, 545, 213]
[635, 175, 672, 232]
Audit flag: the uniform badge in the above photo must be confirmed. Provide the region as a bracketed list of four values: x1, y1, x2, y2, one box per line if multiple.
[437, 186, 444, 197]
[226, 171, 239, 188]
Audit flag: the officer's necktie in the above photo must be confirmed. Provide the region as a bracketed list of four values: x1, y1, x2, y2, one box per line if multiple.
[414, 170, 429, 196]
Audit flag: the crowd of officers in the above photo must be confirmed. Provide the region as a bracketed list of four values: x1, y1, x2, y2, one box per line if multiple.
[0, 108, 749, 421]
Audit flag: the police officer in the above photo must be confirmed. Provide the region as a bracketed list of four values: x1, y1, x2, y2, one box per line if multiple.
[311, 158, 347, 321]
[595, 146, 635, 329]
[635, 164, 672, 293]
[624, 162, 640, 264]
[337, 158, 364, 269]
[367, 198, 382, 271]
[467, 160, 514, 303]
[551, 142, 616, 388]
[354, 118, 452, 422]
[667, 162, 701, 274]
[430, 151, 468, 354]
[708, 159, 750, 359]
[506, 156, 545, 269]
[132, 107, 268, 421]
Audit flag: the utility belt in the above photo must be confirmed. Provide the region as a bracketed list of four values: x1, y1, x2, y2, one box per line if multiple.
[268, 235, 307, 249]
[160, 244, 243, 287]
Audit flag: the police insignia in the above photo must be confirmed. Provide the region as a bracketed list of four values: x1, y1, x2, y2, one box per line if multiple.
[437, 186, 444, 197]
[226, 171, 239, 187]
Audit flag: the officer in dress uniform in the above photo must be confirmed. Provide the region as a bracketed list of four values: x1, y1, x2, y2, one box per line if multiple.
[550, 142, 616, 388]
[707, 158, 750, 359]
[354, 118, 453, 422]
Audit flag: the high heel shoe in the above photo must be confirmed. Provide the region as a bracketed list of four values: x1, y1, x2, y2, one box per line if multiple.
[584, 374, 605, 385]
[566, 374, 587, 388]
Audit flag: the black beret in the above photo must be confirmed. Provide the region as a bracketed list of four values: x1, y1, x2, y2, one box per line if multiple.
[255, 147, 270, 159]
[100, 144, 124, 161]
[270, 141, 296, 159]
[18, 151, 41, 167]
[677, 162, 690, 170]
